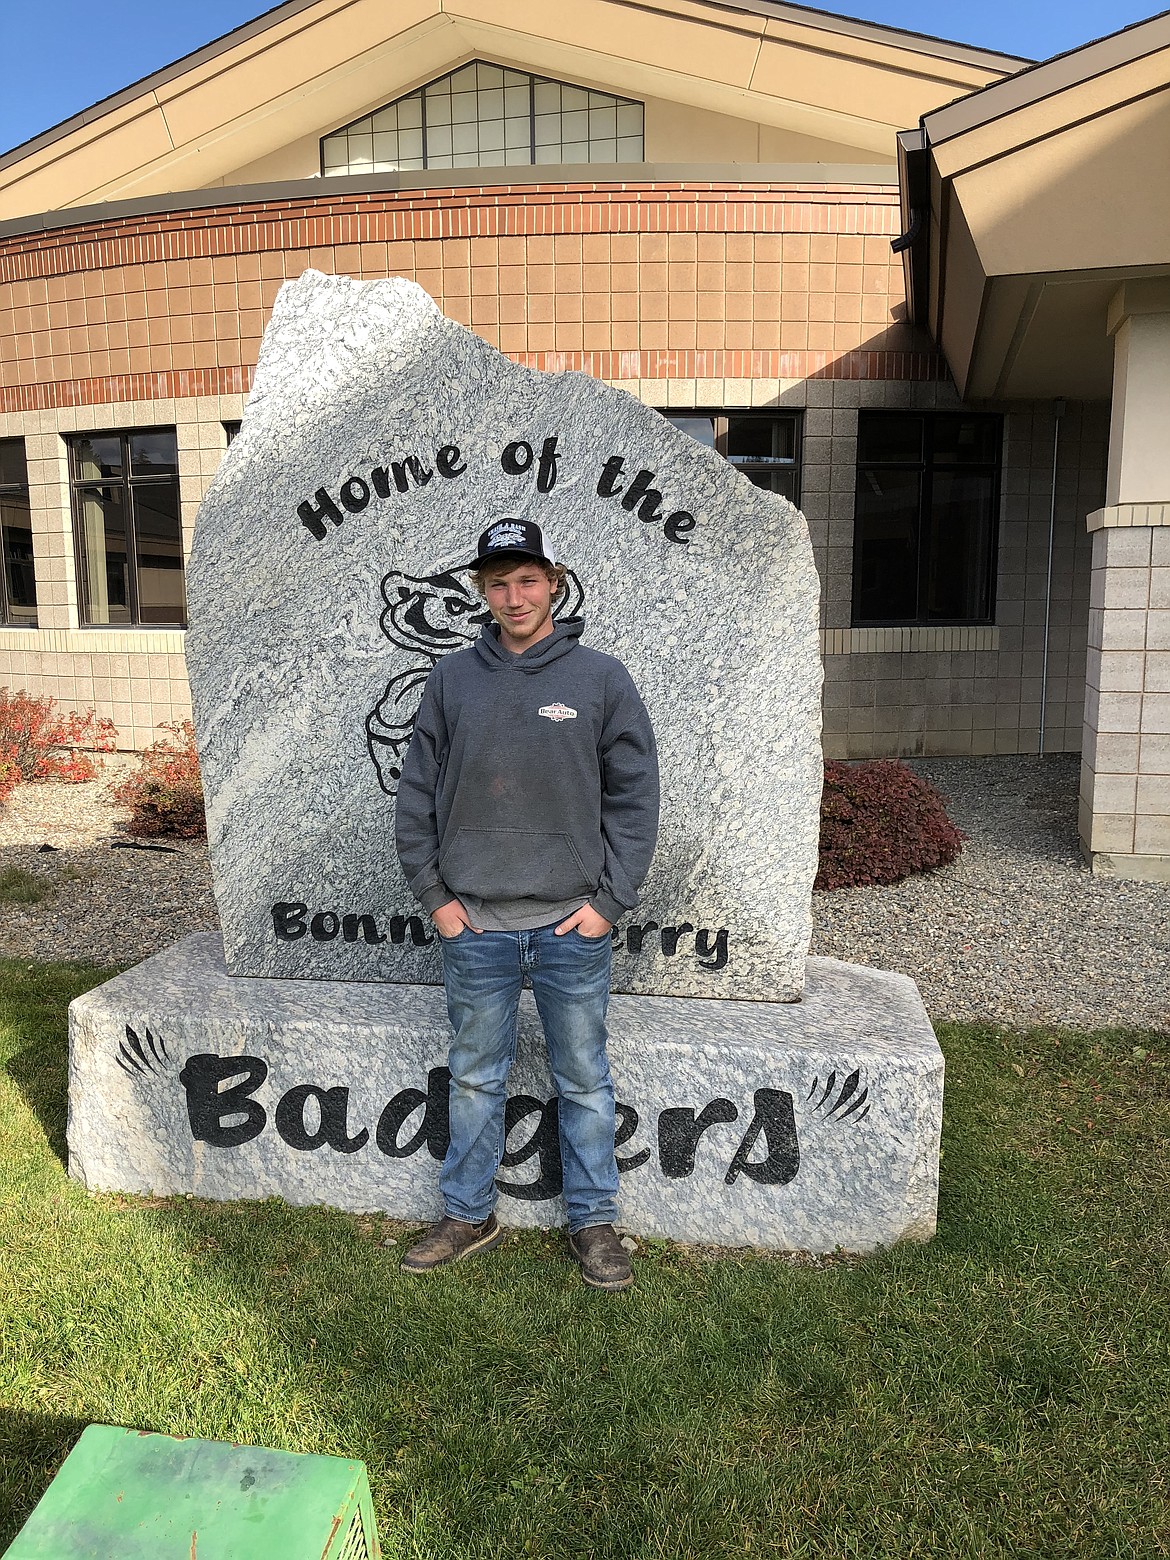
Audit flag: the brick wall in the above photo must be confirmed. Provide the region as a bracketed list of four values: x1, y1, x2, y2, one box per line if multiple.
[0, 181, 940, 413]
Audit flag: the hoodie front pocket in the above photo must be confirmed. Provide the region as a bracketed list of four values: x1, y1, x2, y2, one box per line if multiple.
[440, 827, 594, 901]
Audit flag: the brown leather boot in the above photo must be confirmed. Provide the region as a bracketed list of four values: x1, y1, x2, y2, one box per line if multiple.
[401, 1214, 503, 1272]
[568, 1224, 634, 1291]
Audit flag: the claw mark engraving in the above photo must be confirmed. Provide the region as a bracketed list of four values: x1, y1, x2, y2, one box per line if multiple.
[806, 1067, 870, 1126]
[811, 1072, 837, 1109]
[116, 1024, 170, 1080]
[365, 566, 586, 796]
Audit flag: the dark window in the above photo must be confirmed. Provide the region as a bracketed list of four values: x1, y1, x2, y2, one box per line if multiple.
[68, 429, 185, 627]
[853, 411, 1000, 626]
[662, 411, 801, 504]
[0, 439, 37, 627]
[224, 421, 241, 444]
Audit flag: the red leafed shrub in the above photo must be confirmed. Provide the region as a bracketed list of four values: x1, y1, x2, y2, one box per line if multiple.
[0, 749, 19, 806]
[816, 759, 964, 891]
[0, 686, 118, 787]
[111, 720, 206, 838]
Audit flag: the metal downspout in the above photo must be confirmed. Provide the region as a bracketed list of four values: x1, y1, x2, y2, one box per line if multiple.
[1038, 398, 1065, 756]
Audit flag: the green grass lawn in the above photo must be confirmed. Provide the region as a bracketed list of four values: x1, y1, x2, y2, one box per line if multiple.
[1, 958, 1168, 1559]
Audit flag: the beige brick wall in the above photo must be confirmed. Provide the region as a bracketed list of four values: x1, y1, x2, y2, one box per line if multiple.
[1080, 520, 1170, 867]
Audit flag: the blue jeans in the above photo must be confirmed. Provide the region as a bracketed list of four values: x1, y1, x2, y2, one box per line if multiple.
[437, 922, 618, 1233]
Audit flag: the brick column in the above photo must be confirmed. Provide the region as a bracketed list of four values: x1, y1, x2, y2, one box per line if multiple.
[1079, 282, 1170, 882]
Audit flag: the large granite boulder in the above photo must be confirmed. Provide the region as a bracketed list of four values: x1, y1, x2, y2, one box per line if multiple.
[186, 271, 822, 1000]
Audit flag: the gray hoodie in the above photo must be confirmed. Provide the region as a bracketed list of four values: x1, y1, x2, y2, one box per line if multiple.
[395, 617, 659, 928]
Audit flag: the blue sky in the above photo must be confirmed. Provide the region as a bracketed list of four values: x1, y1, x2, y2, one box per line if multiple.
[1, 0, 1164, 157]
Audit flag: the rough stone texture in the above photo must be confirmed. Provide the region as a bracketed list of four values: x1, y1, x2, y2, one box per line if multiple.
[185, 272, 822, 1001]
[68, 934, 941, 1253]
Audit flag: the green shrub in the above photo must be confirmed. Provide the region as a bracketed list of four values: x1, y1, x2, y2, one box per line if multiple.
[111, 720, 206, 838]
[816, 759, 963, 891]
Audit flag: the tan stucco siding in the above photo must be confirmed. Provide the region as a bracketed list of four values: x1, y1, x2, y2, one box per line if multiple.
[949, 87, 1170, 279]
[215, 135, 325, 187]
[0, 10, 461, 216]
[923, 28, 1170, 404]
[936, 197, 985, 397]
[751, 21, 996, 130]
[450, 0, 766, 92]
[152, 0, 443, 148]
[759, 14, 1007, 97]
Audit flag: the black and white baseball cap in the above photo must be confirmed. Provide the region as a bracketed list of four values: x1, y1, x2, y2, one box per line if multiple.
[462, 518, 556, 570]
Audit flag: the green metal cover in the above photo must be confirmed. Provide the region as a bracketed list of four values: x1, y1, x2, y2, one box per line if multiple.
[4, 1425, 380, 1560]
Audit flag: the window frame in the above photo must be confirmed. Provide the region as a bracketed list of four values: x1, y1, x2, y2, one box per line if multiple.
[851, 409, 1002, 629]
[67, 427, 186, 629]
[0, 438, 37, 628]
[320, 60, 644, 175]
[660, 410, 803, 507]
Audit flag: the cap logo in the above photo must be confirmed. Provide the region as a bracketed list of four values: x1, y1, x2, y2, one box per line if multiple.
[538, 703, 577, 722]
[487, 522, 529, 551]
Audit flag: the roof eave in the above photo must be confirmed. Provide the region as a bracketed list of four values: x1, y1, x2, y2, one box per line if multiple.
[0, 0, 1028, 174]
[922, 5, 1170, 145]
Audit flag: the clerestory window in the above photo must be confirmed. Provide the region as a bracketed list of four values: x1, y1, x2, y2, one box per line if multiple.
[321, 61, 643, 175]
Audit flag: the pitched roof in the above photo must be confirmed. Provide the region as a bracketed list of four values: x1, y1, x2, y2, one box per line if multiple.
[0, 0, 1023, 221]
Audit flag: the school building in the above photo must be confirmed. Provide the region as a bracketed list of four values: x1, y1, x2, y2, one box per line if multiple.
[0, 0, 1167, 881]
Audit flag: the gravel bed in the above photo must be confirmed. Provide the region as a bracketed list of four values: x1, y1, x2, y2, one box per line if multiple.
[811, 755, 1169, 1033]
[1, 754, 1166, 1032]
[0, 759, 218, 968]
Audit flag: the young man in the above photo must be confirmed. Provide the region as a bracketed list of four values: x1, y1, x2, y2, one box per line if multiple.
[394, 518, 659, 1290]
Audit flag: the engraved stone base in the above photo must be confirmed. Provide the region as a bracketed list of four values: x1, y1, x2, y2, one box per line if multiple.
[68, 934, 943, 1253]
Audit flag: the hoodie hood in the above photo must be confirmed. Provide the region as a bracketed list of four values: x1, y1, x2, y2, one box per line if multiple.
[473, 616, 585, 672]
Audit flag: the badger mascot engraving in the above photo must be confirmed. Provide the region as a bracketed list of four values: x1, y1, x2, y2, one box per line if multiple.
[365, 564, 585, 796]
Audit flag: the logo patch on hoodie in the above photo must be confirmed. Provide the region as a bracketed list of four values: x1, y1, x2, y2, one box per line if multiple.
[539, 702, 578, 722]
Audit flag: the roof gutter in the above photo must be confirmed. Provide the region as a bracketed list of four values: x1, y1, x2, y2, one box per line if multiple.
[0, 164, 898, 245]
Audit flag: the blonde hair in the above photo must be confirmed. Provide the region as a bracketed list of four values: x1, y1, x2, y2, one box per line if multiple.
[470, 557, 567, 599]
